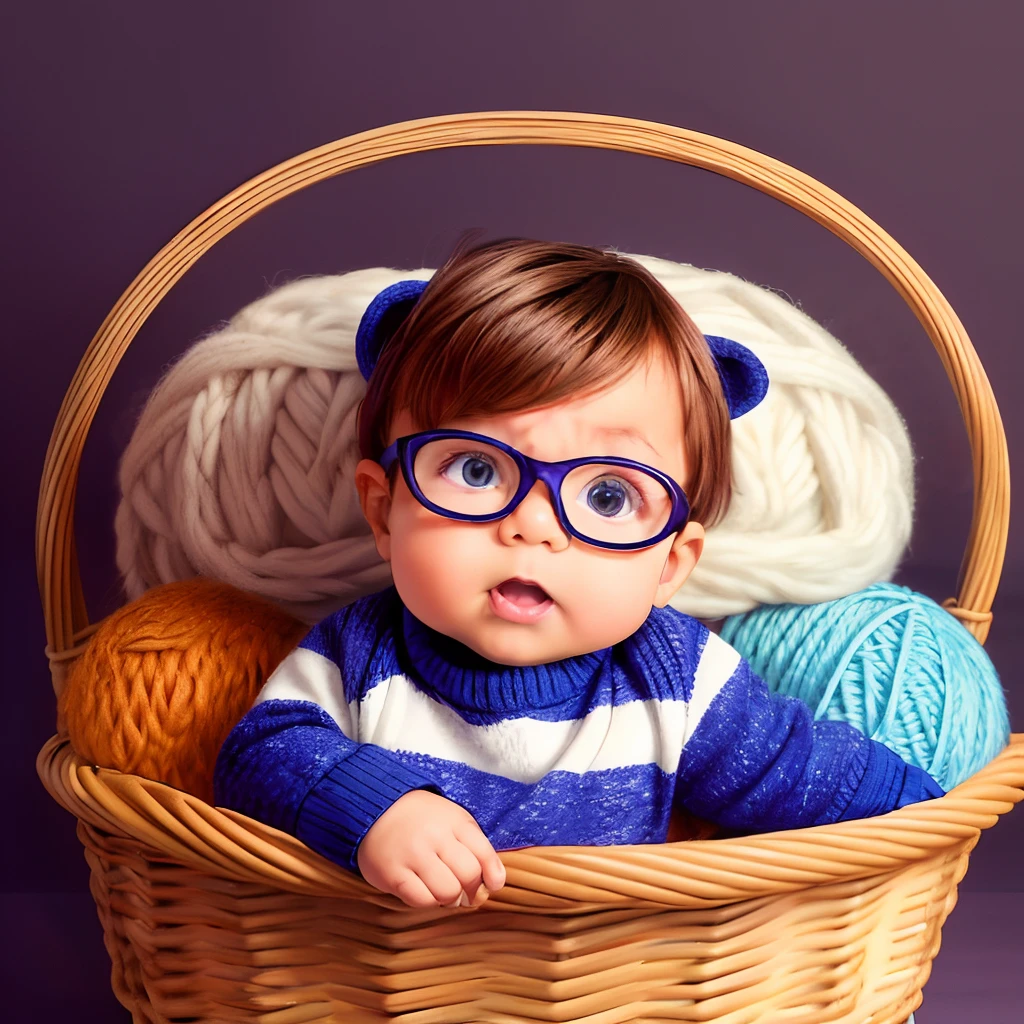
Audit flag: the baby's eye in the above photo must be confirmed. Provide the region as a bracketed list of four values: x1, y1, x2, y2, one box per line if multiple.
[441, 452, 501, 489]
[579, 475, 643, 518]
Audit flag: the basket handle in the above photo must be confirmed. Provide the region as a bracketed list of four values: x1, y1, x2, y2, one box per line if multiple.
[37, 111, 1009, 695]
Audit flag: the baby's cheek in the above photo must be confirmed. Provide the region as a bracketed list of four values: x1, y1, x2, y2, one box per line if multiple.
[569, 558, 663, 643]
[390, 517, 486, 606]
[584, 594, 650, 647]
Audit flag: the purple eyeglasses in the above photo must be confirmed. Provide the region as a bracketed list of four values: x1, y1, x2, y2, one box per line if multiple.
[379, 429, 690, 551]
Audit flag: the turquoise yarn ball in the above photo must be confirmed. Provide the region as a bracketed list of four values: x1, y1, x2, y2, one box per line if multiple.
[719, 583, 1010, 791]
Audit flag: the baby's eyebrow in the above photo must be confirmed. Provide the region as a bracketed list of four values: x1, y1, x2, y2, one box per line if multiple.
[591, 425, 661, 458]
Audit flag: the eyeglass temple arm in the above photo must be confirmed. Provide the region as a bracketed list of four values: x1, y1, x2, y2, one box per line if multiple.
[379, 442, 399, 471]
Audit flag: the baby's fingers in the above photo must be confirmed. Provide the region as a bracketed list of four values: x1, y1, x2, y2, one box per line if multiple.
[440, 838, 486, 899]
[415, 854, 466, 907]
[392, 872, 441, 909]
[454, 821, 506, 891]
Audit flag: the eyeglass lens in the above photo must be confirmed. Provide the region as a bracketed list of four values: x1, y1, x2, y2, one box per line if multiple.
[411, 437, 674, 544]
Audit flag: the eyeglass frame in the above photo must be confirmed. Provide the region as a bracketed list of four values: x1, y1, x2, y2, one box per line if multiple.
[378, 428, 691, 552]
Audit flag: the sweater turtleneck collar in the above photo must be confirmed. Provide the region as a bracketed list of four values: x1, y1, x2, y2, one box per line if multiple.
[399, 604, 610, 714]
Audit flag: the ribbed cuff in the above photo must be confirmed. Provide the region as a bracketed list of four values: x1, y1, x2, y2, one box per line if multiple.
[898, 764, 946, 805]
[815, 732, 870, 824]
[295, 746, 439, 875]
[837, 741, 944, 822]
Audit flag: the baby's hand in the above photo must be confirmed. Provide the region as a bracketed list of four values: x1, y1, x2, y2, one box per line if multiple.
[357, 790, 506, 908]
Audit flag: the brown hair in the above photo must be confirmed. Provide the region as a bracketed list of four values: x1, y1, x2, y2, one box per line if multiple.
[357, 237, 732, 525]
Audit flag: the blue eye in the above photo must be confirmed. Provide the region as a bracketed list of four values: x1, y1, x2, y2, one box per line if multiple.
[442, 453, 499, 489]
[584, 476, 641, 518]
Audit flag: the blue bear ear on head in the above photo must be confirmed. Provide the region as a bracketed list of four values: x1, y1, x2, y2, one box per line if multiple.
[355, 279, 430, 381]
[355, 282, 770, 419]
[704, 335, 769, 419]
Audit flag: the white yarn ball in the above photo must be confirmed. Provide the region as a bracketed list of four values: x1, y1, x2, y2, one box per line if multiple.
[621, 255, 913, 619]
[116, 269, 430, 621]
[116, 257, 913, 623]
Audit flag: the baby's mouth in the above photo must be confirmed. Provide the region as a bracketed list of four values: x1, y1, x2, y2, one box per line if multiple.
[489, 578, 554, 623]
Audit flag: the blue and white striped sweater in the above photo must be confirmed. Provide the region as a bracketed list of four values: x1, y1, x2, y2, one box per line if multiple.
[214, 586, 944, 875]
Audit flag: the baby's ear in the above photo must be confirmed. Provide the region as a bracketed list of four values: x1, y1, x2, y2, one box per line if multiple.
[653, 521, 705, 607]
[355, 459, 393, 562]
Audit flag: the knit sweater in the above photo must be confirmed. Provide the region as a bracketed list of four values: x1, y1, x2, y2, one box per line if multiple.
[213, 586, 944, 875]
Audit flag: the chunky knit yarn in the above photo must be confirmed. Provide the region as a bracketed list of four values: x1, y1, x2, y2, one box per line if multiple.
[61, 578, 307, 802]
[721, 583, 1010, 790]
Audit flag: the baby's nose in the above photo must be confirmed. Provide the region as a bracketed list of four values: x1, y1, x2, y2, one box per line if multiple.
[496, 481, 570, 549]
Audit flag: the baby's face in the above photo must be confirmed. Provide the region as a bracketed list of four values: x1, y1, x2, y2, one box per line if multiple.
[356, 347, 705, 665]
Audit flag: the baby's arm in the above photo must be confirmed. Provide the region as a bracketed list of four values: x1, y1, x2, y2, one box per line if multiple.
[674, 631, 944, 831]
[214, 695, 437, 871]
[214, 619, 504, 905]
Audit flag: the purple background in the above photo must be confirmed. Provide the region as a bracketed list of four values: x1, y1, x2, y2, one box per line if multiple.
[3, 2, 1021, 1020]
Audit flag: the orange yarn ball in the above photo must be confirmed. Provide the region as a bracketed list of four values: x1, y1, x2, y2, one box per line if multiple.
[60, 578, 308, 803]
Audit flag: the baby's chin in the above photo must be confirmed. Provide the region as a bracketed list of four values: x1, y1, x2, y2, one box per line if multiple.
[460, 615, 613, 667]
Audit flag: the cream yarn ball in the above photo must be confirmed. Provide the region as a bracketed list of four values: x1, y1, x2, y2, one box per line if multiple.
[625, 255, 914, 620]
[115, 256, 913, 623]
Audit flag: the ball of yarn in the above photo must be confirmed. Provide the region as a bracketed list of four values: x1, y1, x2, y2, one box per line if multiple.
[60, 578, 307, 803]
[630, 254, 915, 620]
[719, 583, 1010, 791]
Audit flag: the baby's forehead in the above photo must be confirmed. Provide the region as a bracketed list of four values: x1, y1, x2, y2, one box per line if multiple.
[456, 363, 686, 466]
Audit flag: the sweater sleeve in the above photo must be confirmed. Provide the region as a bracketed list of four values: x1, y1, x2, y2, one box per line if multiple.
[674, 632, 945, 831]
[213, 619, 442, 875]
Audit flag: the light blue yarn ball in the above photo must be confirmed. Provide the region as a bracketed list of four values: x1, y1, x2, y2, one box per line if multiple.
[719, 583, 1010, 791]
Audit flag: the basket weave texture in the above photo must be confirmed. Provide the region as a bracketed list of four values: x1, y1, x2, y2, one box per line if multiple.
[36, 112, 1022, 1024]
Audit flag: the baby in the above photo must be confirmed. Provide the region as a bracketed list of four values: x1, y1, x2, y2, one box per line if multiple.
[214, 237, 943, 909]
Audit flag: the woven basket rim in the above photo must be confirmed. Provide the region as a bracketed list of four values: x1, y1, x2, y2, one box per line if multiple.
[37, 732, 1024, 908]
[36, 111, 1010, 698]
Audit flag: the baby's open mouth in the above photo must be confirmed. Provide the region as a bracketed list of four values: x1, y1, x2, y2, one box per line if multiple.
[489, 578, 554, 623]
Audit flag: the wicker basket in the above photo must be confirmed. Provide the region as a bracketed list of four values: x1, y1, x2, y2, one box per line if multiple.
[36, 112, 1023, 1024]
